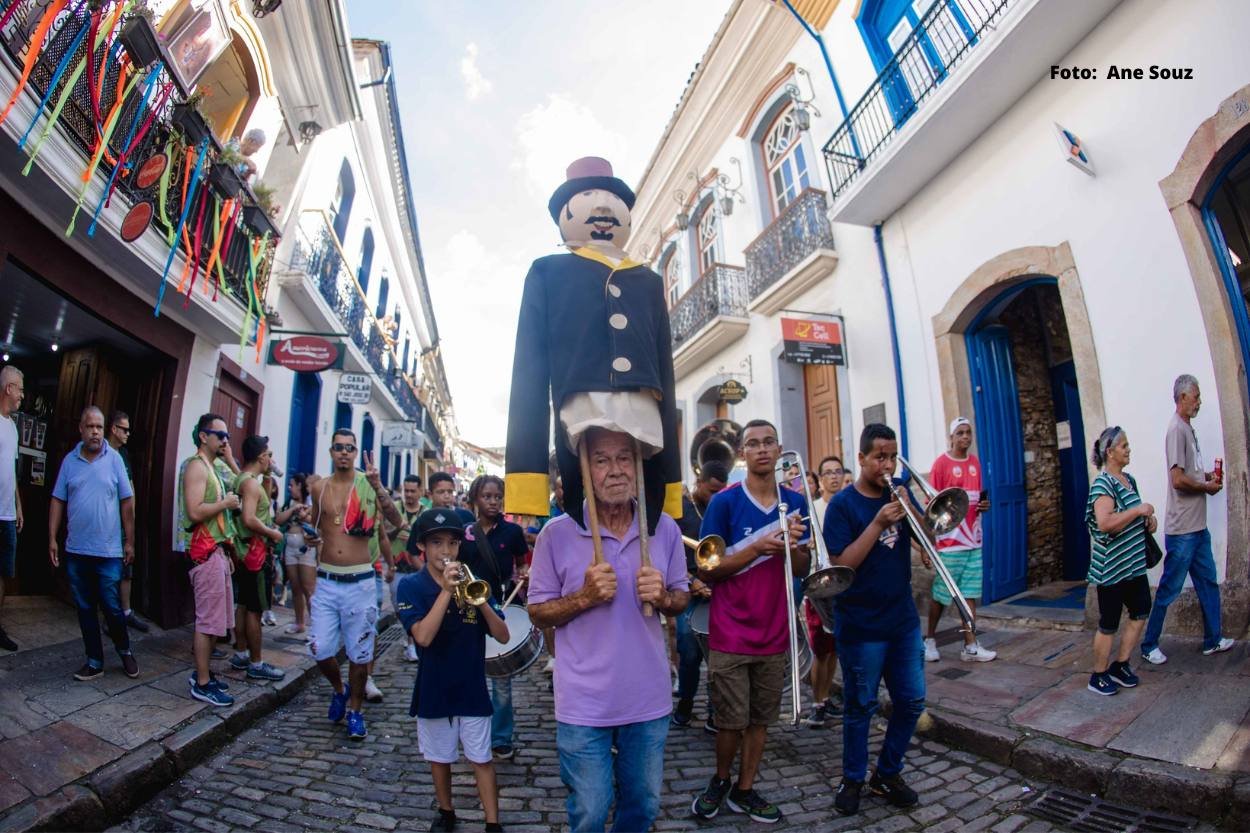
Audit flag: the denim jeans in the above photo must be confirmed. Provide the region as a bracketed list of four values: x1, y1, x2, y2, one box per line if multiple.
[66, 553, 130, 666]
[839, 624, 926, 782]
[557, 715, 669, 832]
[490, 676, 514, 749]
[1141, 528, 1223, 653]
[675, 601, 703, 701]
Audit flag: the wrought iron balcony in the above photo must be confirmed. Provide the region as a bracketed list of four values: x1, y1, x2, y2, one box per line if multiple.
[743, 189, 836, 314]
[822, 0, 1014, 203]
[671, 264, 748, 348]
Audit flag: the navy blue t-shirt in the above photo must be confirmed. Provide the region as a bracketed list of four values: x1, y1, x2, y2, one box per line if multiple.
[459, 519, 529, 602]
[822, 481, 919, 642]
[396, 568, 501, 719]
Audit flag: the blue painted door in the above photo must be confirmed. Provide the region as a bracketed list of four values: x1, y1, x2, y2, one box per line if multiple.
[968, 325, 1028, 601]
[286, 372, 321, 480]
[1050, 361, 1090, 580]
[334, 402, 353, 434]
[361, 417, 375, 472]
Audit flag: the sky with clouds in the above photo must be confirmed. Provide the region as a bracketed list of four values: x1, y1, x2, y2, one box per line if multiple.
[346, 1, 733, 448]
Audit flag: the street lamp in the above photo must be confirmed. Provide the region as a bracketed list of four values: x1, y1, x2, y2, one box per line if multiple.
[717, 157, 745, 217]
[786, 67, 822, 132]
[252, 0, 283, 18]
[673, 187, 689, 231]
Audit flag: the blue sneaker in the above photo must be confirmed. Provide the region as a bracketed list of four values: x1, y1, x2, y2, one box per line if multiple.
[1087, 671, 1119, 696]
[190, 680, 235, 707]
[328, 684, 350, 723]
[228, 652, 250, 670]
[187, 673, 230, 692]
[346, 710, 366, 739]
[246, 661, 286, 681]
[1107, 660, 1139, 688]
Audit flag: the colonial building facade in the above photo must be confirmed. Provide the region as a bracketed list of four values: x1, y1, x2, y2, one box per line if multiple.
[632, 0, 1248, 634]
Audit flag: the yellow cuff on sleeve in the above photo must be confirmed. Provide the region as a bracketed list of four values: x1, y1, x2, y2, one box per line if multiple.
[505, 472, 551, 517]
[663, 482, 683, 520]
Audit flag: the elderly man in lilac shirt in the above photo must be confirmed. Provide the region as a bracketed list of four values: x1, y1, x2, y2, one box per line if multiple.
[529, 427, 690, 832]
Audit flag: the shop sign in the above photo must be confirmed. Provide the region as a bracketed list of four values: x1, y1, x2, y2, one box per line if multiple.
[268, 336, 344, 372]
[337, 373, 372, 404]
[381, 421, 422, 449]
[718, 379, 748, 403]
[781, 316, 845, 366]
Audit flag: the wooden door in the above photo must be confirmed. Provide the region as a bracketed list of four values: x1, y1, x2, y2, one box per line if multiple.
[804, 363, 842, 464]
[211, 370, 257, 461]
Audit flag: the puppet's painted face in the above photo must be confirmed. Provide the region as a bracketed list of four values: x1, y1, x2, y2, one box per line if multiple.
[558, 188, 632, 249]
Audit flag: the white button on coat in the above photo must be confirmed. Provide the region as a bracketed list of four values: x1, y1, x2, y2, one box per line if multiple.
[612, 357, 632, 372]
[609, 314, 628, 330]
[607, 284, 621, 298]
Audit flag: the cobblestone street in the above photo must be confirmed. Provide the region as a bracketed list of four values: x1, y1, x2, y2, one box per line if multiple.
[112, 625, 1195, 833]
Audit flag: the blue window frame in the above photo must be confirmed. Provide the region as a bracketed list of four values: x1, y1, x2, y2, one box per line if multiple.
[331, 160, 356, 243]
[1202, 144, 1250, 382]
[357, 228, 374, 295]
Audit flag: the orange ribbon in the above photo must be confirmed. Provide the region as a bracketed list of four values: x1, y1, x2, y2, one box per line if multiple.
[0, 0, 70, 127]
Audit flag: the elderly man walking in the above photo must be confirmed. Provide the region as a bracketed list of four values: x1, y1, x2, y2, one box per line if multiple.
[529, 427, 690, 832]
[1140, 375, 1233, 663]
[0, 365, 24, 652]
[48, 407, 138, 680]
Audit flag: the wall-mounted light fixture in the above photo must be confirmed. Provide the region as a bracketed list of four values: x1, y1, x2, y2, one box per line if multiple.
[299, 120, 323, 143]
[786, 67, 822, 132]
[673, 187, 690, 232]
[716, 157, 746, 217]
[252, 0, 283, 18]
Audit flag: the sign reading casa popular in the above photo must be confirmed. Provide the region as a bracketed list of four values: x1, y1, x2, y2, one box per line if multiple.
[267, 336, 344, 372]
[781, 316, 845, 366]
[337, 373, 372, 405]
[718, 379, 748, 403]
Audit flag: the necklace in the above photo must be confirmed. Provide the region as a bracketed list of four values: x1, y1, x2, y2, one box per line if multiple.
[329, 476, 352, 527]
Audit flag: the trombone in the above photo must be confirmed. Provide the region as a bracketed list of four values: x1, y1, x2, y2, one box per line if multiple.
[889, 457, 977, 635]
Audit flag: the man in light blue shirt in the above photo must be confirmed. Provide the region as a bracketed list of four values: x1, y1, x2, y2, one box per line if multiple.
[49, 406, 137, 682]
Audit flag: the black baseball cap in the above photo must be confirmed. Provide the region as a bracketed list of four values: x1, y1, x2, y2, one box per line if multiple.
[414, 509, 467, 542]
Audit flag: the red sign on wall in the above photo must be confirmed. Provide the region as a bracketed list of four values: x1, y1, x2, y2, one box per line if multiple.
[267, 336, 344, 372]
[780, 317, 845, 366]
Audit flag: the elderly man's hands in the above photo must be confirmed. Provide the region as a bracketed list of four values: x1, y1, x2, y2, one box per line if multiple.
[636, 565, 666, 606]
[582, 562, 617, 606]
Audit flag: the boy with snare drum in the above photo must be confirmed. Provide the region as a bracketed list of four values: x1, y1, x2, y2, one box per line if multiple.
[397, 509, 510, 832]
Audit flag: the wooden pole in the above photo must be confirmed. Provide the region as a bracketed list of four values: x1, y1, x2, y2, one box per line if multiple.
[635, 440, 654, 618]
[578, 440, 605, 566]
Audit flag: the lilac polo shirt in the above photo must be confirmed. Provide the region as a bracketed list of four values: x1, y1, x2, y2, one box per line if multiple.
[528, 502, 689, 727]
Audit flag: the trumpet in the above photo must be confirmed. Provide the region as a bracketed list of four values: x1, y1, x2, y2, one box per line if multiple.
[682, 534, 726, 571]
[887, 459, 977, 635]
[451, 561, 491, 609]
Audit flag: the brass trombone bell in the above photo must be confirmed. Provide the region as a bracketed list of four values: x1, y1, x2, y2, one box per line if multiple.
[689, 419, 742, 477]
[897, 455, 969, 537]
[682, 534, 726, 570]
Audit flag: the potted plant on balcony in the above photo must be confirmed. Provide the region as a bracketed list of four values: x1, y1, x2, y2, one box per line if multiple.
[117, 2, 163, 69]
[242, 182, 281, 239]
[210, 145, 246, 198]
[171, 92, 212, 146]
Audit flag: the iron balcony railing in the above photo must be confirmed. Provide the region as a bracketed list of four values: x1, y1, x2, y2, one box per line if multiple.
[744, 188, 834, 299]
[670, 264, 748, 349]
[822, 0, 1015, 200]
[0, 1, 267, 306]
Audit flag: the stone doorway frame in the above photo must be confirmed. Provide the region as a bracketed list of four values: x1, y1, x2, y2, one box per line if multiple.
[1159, 85, 1250, 597]
[930, 243, 1107, 468]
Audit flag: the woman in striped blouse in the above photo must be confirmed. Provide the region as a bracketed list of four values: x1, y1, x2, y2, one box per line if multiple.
[1085, 426, 1158, 696]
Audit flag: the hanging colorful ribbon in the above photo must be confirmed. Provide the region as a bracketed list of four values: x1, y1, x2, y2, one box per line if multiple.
[0, 0, 30, 32]
[238, 232, 265, 361]
[214, 198, 243, 299]
[17, 1, 91, 150]
[65, 65, 141, 235]
[21, 11, 119, 173]
[83, 2, 102, 127]
[154, 136, 210, 317]
[201, 195, 233, 296]
[93, 5, 129, 133]
[181, 185, 211, 308]
[155, 133, 176, 242]
[0, 0, 70, 127]
[87, 65, 161, 236]
[253, 238, 271, 362]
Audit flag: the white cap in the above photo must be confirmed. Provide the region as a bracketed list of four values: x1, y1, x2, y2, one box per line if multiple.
[949, 416, 972, 436]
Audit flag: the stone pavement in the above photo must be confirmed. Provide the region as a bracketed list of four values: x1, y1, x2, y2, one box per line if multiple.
[918, 613, 1250, 824]
[0, 594, 319, 830]
[116, 623, 1210, 833]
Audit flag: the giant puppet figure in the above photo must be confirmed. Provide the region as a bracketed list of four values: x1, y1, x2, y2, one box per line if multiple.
[505, 157, 681, 566]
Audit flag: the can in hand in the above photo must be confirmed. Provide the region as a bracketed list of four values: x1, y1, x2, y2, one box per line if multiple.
[1214, 458, 1224, 482]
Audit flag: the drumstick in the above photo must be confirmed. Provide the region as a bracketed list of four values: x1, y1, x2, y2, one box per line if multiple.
[502, 575, 527, 609]
[578, 440, 605, 566]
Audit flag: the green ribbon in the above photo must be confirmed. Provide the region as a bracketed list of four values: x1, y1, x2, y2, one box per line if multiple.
[66, 67, 143, 236]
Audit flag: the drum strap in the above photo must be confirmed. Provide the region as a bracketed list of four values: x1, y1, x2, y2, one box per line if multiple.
[471, 523, 506, 600]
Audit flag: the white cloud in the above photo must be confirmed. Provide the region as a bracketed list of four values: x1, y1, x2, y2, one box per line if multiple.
[512, 94, 633, 201]
[459, 42, 493, 100]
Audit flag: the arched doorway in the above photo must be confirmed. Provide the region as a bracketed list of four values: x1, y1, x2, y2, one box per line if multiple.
[1161, 85, 1250, 619]
[932, 244, 1106, 604]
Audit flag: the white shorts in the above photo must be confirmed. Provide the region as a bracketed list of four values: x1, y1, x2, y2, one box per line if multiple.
[308, 574, 377, 664]
[417, 715, 492, 764]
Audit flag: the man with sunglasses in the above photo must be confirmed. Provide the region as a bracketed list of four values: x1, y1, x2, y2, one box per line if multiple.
[107, 411, 149, 633]
[0, 366, 23, 652]
[306, 430, 400, 740]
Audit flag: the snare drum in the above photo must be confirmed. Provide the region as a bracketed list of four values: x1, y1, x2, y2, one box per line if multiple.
[485, 606, 545, 679]
[689, 601, 710, 660]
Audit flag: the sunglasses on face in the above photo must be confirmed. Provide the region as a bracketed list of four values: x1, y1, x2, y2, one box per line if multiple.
[205, 430, 229, 441]
[115, 426, 131, 434]
[331, 443, 357, 453]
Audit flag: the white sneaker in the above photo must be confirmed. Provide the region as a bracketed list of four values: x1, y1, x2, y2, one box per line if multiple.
[261, 610, 277, 627]
[960, 642, 997, 662]
[923, 637, 940, 662]
[404, 642, 419, 663]
[1141, 647, 1168, 665]
[543, 657, 555, 673]
[364, 676, 383, 702]
[1203, 637, 1235, 656]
